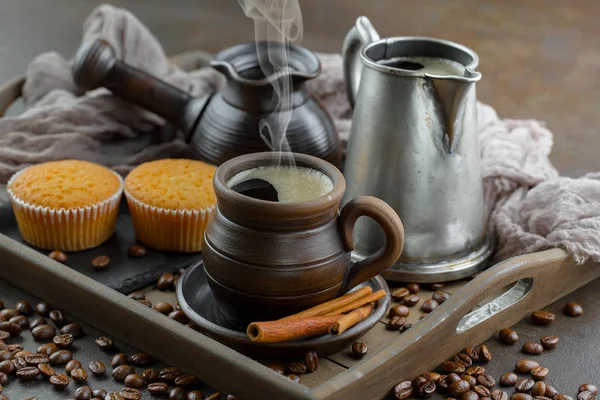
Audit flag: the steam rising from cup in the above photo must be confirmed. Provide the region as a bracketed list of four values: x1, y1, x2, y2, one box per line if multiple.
[237, 0, 303, 166]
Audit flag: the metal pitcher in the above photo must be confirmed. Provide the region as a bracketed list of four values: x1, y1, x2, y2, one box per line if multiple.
[341, 16, 492, 282]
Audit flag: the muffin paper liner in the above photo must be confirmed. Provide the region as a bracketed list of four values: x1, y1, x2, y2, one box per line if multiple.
[7, 168, 124, 252]
[124, 189, 215, 253]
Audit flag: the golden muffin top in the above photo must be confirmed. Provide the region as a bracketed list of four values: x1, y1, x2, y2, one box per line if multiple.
[125, 159, 217, 210]
[8, 160, 122, 210]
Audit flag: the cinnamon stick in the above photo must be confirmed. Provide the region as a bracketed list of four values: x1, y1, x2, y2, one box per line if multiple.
[278, 286, 373, 321]
[247, 315, 343, 343]
[329, 303, 375, 335]
[323, 289, 386, 316]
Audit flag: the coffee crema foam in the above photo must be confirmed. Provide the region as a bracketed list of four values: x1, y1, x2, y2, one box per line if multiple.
[228, 166, 333, 203]
[382, 56, 466, 76]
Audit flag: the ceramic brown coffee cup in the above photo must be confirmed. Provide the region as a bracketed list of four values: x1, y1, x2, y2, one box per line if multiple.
[202, 152, 404, 324]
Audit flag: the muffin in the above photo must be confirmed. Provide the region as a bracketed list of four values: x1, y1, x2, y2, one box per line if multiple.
[124, 159, 217, 252]
[7, 160, 123, 251]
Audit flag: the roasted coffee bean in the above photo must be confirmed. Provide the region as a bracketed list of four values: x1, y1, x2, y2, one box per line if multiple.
[0, 309, 18, 321]
[0, 351, 9, 362]
[388, 316, 407, 330]
[448, 373, 463, 383]
[0, 361, 14, 374]
[154, 302, 175, 315]
[75, 385, 93, 400]
[407, 283, 421, 294]
[539, 335, 559, 351]
[124, 373, 144, 388]
[305, 351, 319, 373]
[500, 372, 518, 386]
[95, 336, 114, 350]
[438, 375, 451, 391]
[412, 376, 429, 389]
[53, 333, 74, 349]
[13, 350, 31, 359]
[455, 353, 473, 367]
[49, 309, 68, 326]
[516, 378, 535, 393]
[578, 392, 596, 400]
[7, 343, 22, 352]
[174, 373, 197, 388]
[287, 361, 307, 374]
[143, 368, 160, 383]
[31, 324, 56, 341]
[0, 322, 21, 337]
[36, 343, 59, 356]
[466, 366, 485, 376]
[50, 373, 70, 389]
[148, 382, 170, 395]
[12, 357, 27, 370]
[477, 374, 495, 389]
[522, 342, 544, 355]
[159, 367, 181, 382]
[91, 255, 111, 270]
[546, 386, 559, 399]
[157, 273, 176, 290]
[475, 386, 491, 398]
[531, 382, 547, 397]
[400, 323, 413, 333]
[498, 328, 519, 345]
[391, 288, 410, 301]
[48, 249, 68, 263]
[136, 299, 152, 307]
[60, 323, 84, 338]
[462, 391, 480, 400]
[49, 350, 73, 365]
[515, 359, 540, 373]
[93, 389, 108, 398]
[168, 310, 190, 324]
[465, 347, 480, 362]
[112, 365, 135, 382]
[449, 380, 471, 398]
[492, 390, 509, 400]
[512, 395, 533, 400]
[423, 372, 441, 383]
[65, 360, 83, 374]
[112, 353, 129, 368]
[564, 302, 583, 317]
[421, 299, 439, 313]
[441, 361, 466, 374]
[403, 294, 420, 307]
[555, 395, 574, 400]
[188, 391, 205, 400]
[432, 290, 450, 304]
[106, 393, 125, 400]
[29, 317, 47, 331]
[9, 315, 29, 329]
[38, 362, 55, 378]
[462, 375, 477, 388]
[89, 360, 106, 376]
[418, 381, 437, 397]
[128, 245, 147, 258]
[35, 302, 52, 317]
[127, 292, 146, 300]
[16, 366, 39, 380]
[0, 372, 6, 384]
[578, 386, 598, 396]
[531, 311, 555, 325]
[478, 345, 492, 362]
[120, 387, 143, 400]
[389, 305, 410, 318]
[531, 366, 549, 381]
[71, 368, 88, 383]
[130, 352, 152, 367]
[167, 387, 186, 400]
[25, 353, 49, 365]
[351, 342, 368, 358]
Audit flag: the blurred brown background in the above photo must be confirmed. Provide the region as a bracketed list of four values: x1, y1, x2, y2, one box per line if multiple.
[1, 0, 598, 176]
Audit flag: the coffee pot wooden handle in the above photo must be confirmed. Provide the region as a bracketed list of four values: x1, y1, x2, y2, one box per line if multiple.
[338, 196, 405, 293]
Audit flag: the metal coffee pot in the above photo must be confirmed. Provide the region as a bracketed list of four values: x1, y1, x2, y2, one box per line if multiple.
[341, 16, 492, 282]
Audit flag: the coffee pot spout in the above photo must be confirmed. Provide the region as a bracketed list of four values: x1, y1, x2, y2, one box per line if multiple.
[430, 69, 481, 153]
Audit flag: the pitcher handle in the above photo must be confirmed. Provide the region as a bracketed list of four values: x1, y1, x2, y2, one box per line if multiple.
[342, 16, 380, 108]
[338, 196, 404, 294]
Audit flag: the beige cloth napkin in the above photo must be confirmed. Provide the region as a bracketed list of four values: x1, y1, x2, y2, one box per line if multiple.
[1, 4, 599, 265]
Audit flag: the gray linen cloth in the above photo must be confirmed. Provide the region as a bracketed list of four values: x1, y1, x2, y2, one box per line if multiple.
[1, 4, 599, 264]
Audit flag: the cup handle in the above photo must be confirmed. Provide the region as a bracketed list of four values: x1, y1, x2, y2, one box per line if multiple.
[338, 196, 405, 294]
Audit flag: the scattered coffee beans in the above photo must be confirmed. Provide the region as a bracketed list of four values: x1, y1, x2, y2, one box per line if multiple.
[579, 385, 599, 395]
[403, 294, 420, 307]
[16, 366, 40, 381]
[143, 368, 160, 383]
[148, 382, 169, 395]
[95, 336, 114, 350]
[555, 395, 574, 400]
[159, 366, 181, 382]
[389, 305, 410, 318]
[168, 310, 190, 324]
[391, 288, 410, 301]
[137, 299, 152, 307]
[441, 361, 466, 374]
[432, 290, 450, 304]
[423, 372, 440, 383]
[478, 374, 496, 388]
[516, 378, 535, 393]
[516, 359, 540, 373]
[130, 352, 152, 367]
[393, 380, 413, 400]
[93, 389, 108, 398]
[463, 391, 480, 400]
[564, 302, 583, 317]
[286, 361, 307, 374]
[492, 389, 510, 400]
[49, 373, 70, 389]
[53, 333, 74, 349]
[454, 353, 473, 367]
[106, 393, 125, 400]
[531, 366, 549, 381]
[70, 367, 88, 383]
[0, 321, 21, 337]
[531, 311, 555, 325]
[91, 255, 111, 270]
[531, 381, 547, 397]
[38, 362, 55, 378]
[113, 365, 136, 382]
[388, 316, 407, 330]
[540, 336, 559, 350]
[512, 394, 534, 400]
[9, 315, 29, 329]
[421, 299, 439, 313]
[153, 302, 175, 315]
[48, 250, 67, 263]
[578, 392, 595, 400]
[49, 309, 68, 326]
[499, 328, 519, 345]
[65, 360, 83, 374]
[188, 391, 205, 400]
[15, 300, 34, 316]
[352, 342, 368, 358]
[466, 366, 485, 376]
[31, 324, 56, 341]
[475, 385, 491, 398]
[449, 380, 471, 397]
[0, 372, 6, 385]
[501, 372, 518, 386]
[522, 342, 544, 355]
[49, 350, 73, 365]
[305, 351, 319, 373]
[0, 361, 14, 374]
[89, 360, 106, 376]
[128, 292, 146, 300]
[112, 353, 129, 368]
[174, 373, 197, 388]
[125, 373, 144, 388]
[462, 374, 477, 387]
[29, 317, 47, 331]
[157, 273, 176, 290]
[479, 345, 492, 362]
[61, 323, 85, 338]
[128, 245, 147, 258]
[120, 387, 143, 400]
[25, 353, 49, 365]
[35, 302, 52, 317]
[12, 357, 27, 370]
[546, 385, 559, 398]
[75, 385, 93, 400]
